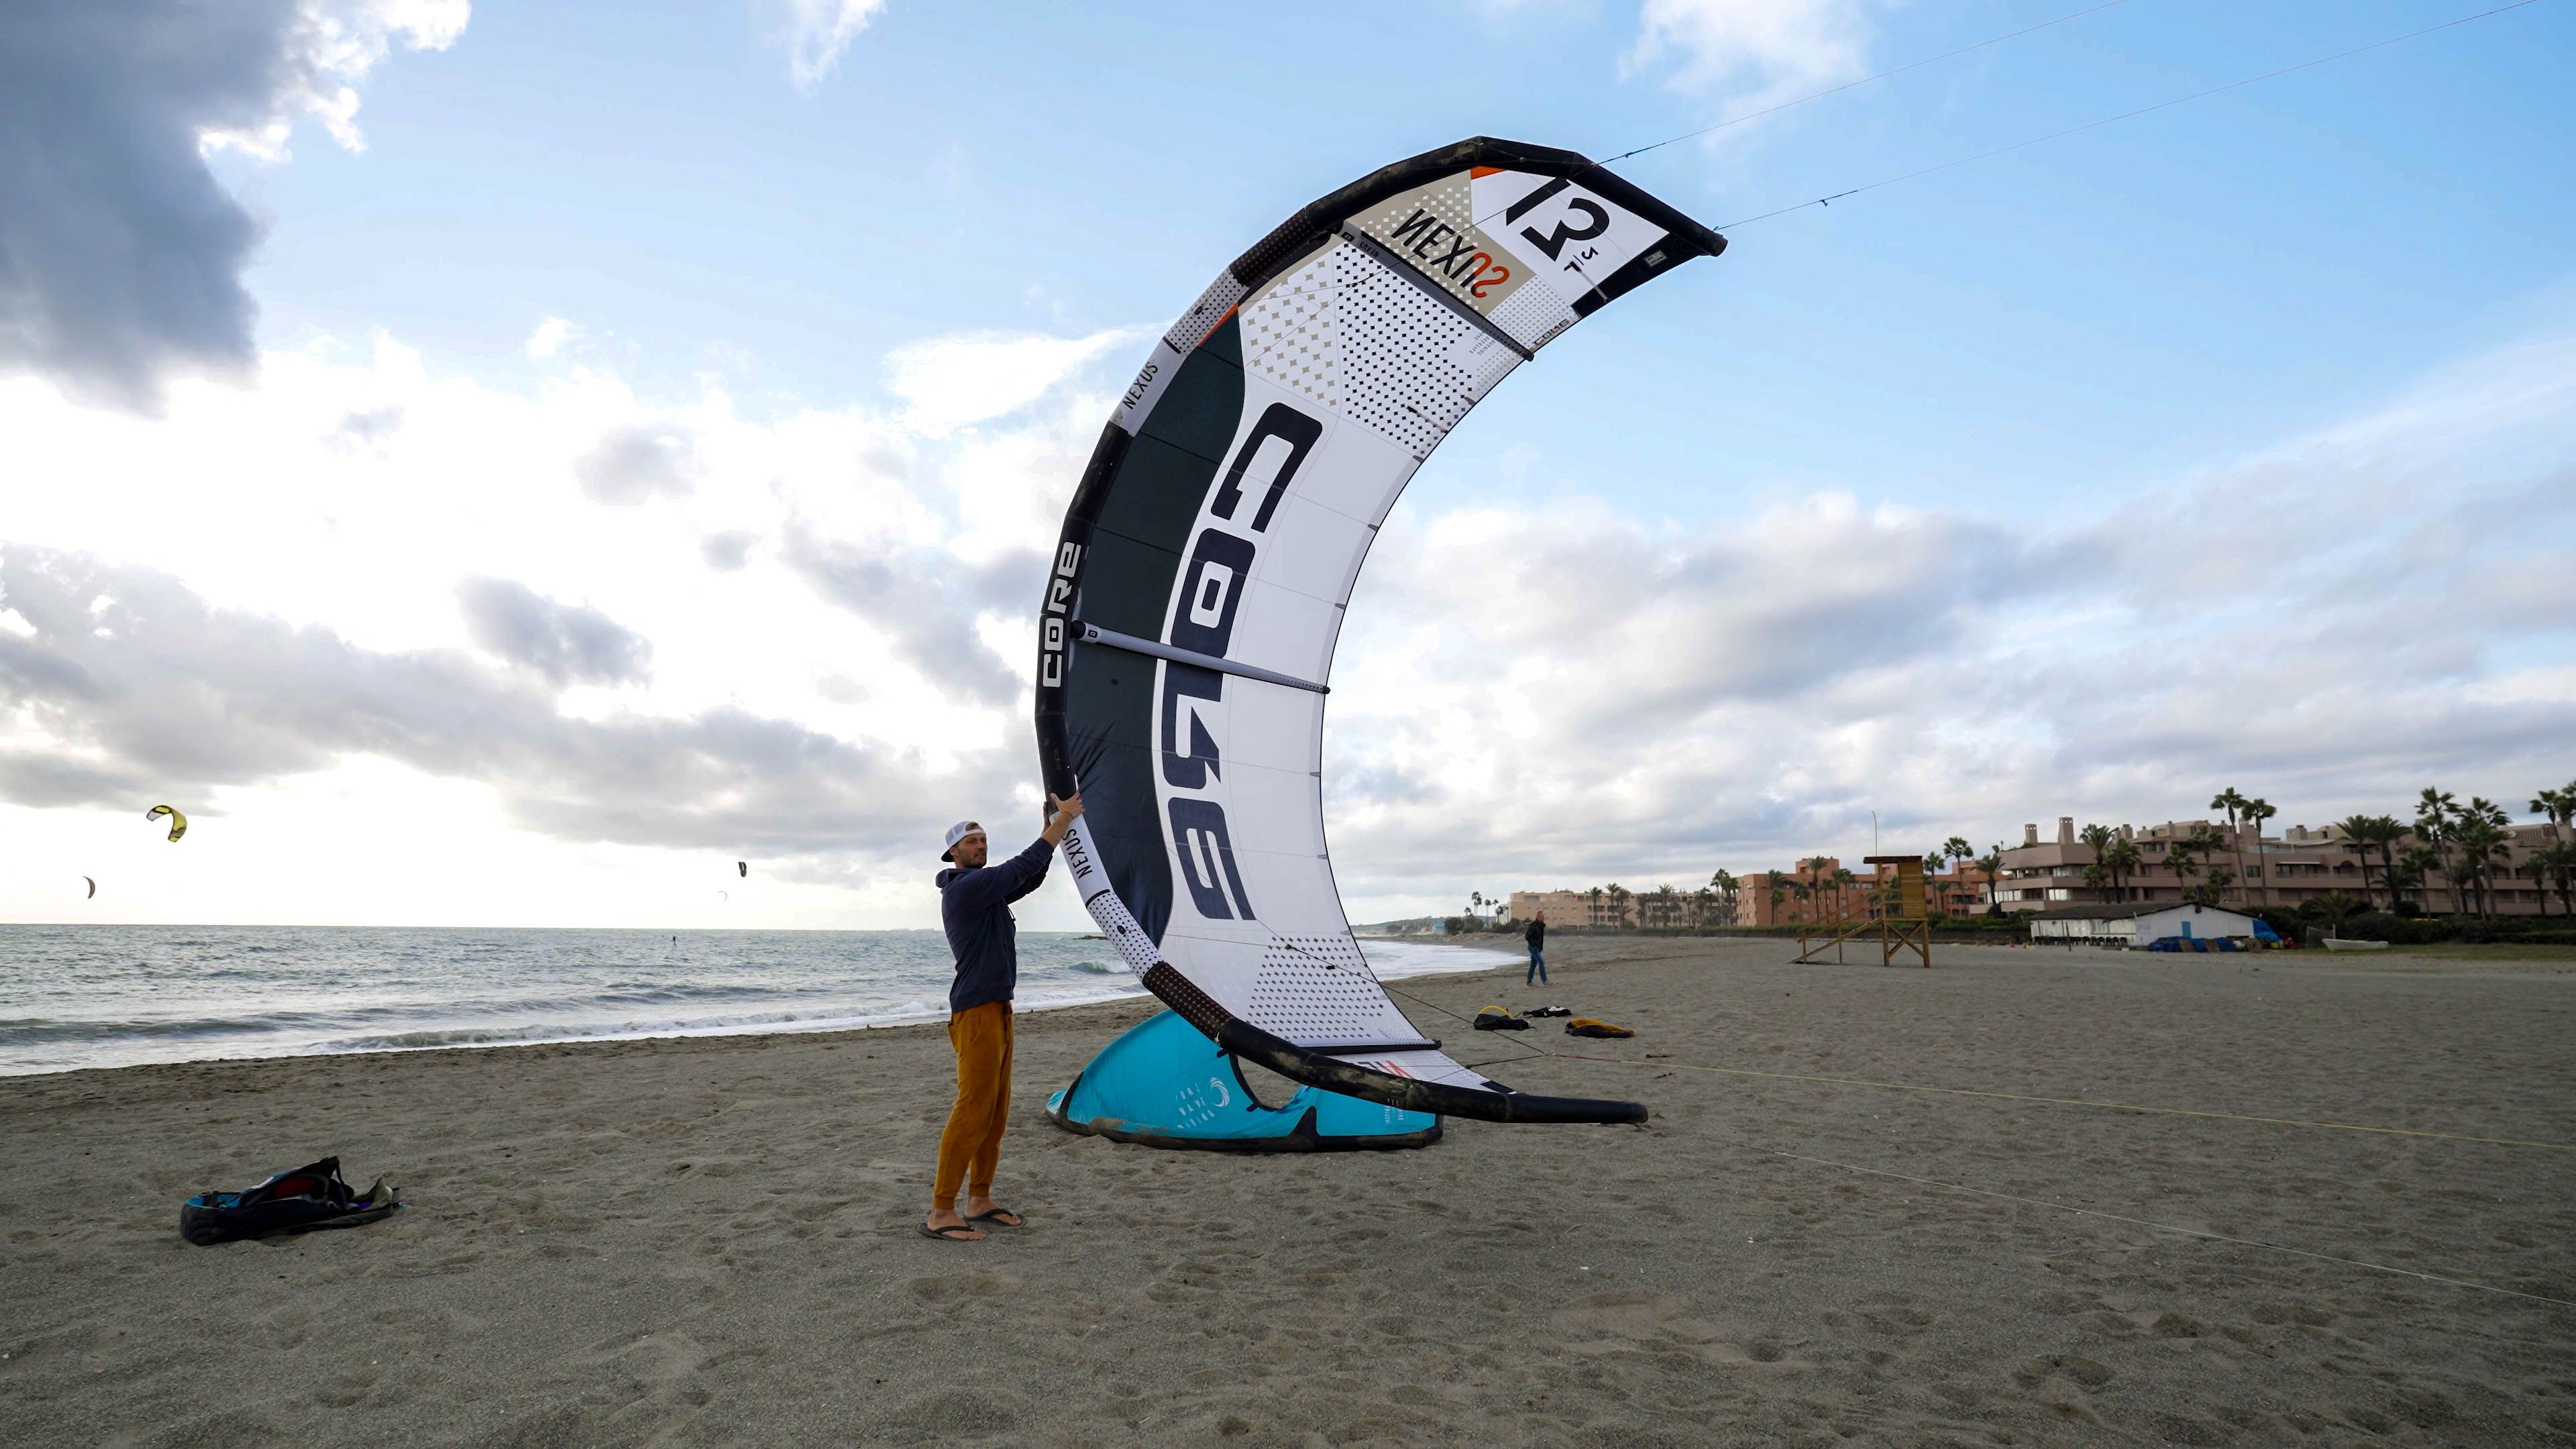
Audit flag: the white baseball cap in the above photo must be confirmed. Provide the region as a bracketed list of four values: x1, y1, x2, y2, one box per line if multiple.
[941, 820, 985, 861]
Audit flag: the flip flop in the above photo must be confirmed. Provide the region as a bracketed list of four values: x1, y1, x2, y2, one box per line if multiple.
[965, 1207, 1023, 1228]
[918, 1221, 982, 1241]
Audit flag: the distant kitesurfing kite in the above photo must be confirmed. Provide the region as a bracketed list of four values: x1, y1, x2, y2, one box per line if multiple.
[84, 876, 96, 899]
[737, 861, 747, 877]
[145, 805, 186, 842]
[1036, 137, 1723, 1145]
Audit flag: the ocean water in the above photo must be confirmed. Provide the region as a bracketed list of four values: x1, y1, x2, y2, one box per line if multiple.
[0, 926, 1505, 1077]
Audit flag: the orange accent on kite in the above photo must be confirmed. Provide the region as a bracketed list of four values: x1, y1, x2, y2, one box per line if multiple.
[1195, 304, 1239, 350]
[1470, 166, 1504, 178]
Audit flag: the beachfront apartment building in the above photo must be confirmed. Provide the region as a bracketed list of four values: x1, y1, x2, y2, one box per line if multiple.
[1731, 858, 1996, 927]
[1992, 815, 2571, 915]
[1507, 859, 1996, 930]
[1505, 885, 1742, 928]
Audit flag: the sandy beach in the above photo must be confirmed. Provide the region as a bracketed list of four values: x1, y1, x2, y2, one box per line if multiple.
[7, 934, 2575, 1446]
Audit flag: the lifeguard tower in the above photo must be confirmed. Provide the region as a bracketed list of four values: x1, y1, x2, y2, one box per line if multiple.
[1793, 854, 1933, 968]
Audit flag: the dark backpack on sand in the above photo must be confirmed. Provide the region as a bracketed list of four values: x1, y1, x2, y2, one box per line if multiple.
[180, 1157, 399, 1246]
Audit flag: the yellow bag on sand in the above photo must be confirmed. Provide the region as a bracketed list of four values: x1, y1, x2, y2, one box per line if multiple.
[1564, 1018, 1633, 1039]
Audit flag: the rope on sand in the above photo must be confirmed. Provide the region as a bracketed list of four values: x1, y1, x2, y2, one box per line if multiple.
[1737, 1141, 2576, 1311]
[1553, 1054, 2576, 1153]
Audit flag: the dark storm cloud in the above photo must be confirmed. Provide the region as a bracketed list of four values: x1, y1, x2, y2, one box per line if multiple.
[0, 546, 1002, 859]
[0, 0, 311, 409]
[782, 529, 1022, 706]
[456, 577, 653, 688]
[574, 426, 698, 504]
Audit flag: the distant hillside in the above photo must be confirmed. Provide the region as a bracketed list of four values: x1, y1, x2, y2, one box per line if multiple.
[1352, 916, 1445, 936]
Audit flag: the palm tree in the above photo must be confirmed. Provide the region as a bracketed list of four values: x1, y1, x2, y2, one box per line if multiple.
[1768, 879, 1787, 920]
[2532, 782, 2576, 839]
[1941, 835, 1972, 881]
[1831, 866, 1858, 920]
[1708, 869, 1738, 926]
[2241, 797, 2277, 906]
[2076, 824, 2113, 904]
[2332, 813, 2391, 909]
[2210, 788, 2251, 908]
[2455, 804, 2512, 919]
[1977, 844, 2005, 912]
[2195, 865, 2235, 909]
[2102, 837, 2143, 904]
[2416, 788, 2459, 914]
[2367, 814, 2406, 912]
[2390, 844, 2440, 912]
[2530, 839, 2576, 916]
[2167, 833, 2204, 904]
[1585, 885, 1605, 927]
[1605, 883, 1630, 930]
[2445, 858, 2483, 919]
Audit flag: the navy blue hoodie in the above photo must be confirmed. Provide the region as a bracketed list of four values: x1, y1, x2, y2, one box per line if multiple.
[936, 835, 1055, 1013]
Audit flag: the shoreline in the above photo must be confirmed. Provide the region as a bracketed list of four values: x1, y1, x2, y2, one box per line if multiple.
[1, 937, 1517, 1083]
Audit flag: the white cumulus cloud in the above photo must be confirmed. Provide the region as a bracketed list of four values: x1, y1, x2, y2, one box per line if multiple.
[780, 0, 889, 91]
[1623, 0, 1882, 111]
[525, 317, 580, 360]
[885, 327, 1138, 439]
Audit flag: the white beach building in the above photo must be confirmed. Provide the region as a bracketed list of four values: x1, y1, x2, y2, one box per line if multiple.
[2025, 902, 2263, 948]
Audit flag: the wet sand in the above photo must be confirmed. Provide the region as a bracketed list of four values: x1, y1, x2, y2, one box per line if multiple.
[5, 934, 2574, 1446]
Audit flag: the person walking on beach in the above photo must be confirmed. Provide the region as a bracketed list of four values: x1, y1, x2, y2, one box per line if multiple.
[1525, 910, 1548, 986]
[920, 792, 1083, 1243]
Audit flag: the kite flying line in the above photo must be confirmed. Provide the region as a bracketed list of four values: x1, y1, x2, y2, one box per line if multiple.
[1598, 0, 2139, 164]
[1459, 0, 2138, 241]
[1740, 1140, 2576, 1309]
[1698, 0, 2551, 230]
[1363, 948, 2570, 1150]
[1556, 1051, 2576, 1152]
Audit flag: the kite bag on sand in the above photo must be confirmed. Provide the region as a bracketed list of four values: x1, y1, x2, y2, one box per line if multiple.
[1472, 1006, 1530, 1032]
[181, 1157, 400, 1245]
[1564, 1018, 1634, 1040]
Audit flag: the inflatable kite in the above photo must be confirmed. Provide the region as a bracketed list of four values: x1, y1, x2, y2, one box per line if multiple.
[1038, 138, 1722, 1148]
[145, 805, 186, 842]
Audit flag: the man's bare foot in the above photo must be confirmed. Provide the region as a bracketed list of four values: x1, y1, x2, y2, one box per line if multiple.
[961, 1195, 1022, 1227]
[922, 1207, 983, 1241]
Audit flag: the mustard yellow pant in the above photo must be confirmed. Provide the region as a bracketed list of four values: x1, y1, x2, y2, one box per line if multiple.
[934, 1000, 1014, 1210]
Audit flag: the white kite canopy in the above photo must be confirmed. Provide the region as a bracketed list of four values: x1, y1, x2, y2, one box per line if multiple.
[1035, 138, 1724, 1124]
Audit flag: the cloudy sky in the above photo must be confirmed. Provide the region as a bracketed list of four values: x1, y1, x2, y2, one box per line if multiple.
[3, 0, 2570, 930]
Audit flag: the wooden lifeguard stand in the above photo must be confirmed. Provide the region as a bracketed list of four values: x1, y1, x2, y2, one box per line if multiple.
[1793, 855, 1933, 968]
